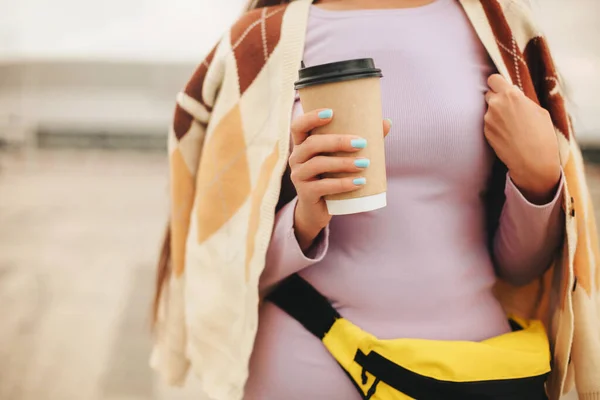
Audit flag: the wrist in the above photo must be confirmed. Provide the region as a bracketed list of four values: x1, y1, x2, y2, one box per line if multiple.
[294, 201, 326, 251]
[510, 166, 561, 205]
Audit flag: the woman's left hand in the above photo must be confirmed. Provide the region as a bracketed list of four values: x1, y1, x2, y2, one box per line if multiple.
[484, 74, 562, 204]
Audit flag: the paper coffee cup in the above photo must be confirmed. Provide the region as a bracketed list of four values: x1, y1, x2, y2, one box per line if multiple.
[295, 58, 387, 215]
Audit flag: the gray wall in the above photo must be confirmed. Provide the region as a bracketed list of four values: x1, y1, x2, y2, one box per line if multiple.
[0, 62, 194, 144]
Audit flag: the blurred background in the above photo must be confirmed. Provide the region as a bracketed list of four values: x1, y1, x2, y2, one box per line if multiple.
[0, 0, 597, 399]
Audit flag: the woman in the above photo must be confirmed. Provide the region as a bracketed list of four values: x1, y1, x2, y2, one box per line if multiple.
[151, 1, 600, 399]
[246, 0, 565, 398]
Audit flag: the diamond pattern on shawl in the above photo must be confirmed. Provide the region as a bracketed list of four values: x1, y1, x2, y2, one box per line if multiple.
[184, 44, 218, 113]
[172, 44, 218, 142]
[230, 5, 286, 95]
[524, 36, 570, 140]
[173, 104, 194, 140]
[480, 0, 537, 102]
[195, 105, 251, 244]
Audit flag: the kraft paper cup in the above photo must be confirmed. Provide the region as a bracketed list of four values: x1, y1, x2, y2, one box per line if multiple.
[295, 58, 387, 215]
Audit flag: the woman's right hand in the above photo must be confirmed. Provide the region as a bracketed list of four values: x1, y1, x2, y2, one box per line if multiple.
[290, 108, 391, 251]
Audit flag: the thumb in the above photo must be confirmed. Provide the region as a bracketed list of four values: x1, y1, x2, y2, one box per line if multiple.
[487, 74, 513, 93]
[383, 118, 392, 138]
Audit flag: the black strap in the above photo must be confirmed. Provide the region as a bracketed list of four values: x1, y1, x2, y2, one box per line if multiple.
[266, 274, 340, 339]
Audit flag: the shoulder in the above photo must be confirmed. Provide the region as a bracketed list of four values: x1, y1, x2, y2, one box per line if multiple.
[494, 0, 541, 47]
[179, 4, 293, 116]
[227, 4, 290, 93]
[229, 4, 289, 51]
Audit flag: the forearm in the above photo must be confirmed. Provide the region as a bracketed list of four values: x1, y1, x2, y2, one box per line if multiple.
[492, 171, 565, 285]
[260, 197, 329, 293]
[294, 200, 328, 251]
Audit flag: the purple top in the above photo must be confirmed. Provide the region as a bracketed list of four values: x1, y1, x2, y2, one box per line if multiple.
[245, 1, 564, 399]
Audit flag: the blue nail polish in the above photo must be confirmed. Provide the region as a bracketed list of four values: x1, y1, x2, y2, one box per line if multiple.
[318, 109, 333, 119]
[351, 139, 367, 149]
[354, 158, 370, 168]
[353, 178, 367, 186]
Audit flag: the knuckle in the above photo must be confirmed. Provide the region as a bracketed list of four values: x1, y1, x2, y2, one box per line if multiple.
[290, 169, 300, 183]
[288, 150, 298, 166]
[507, 88, 521, 99]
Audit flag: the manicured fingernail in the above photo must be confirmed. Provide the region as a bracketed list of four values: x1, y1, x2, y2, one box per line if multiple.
[351, 138, 367, 149]
[353, 177, 367, 186]
[354, 158, 370, 168]
[385, 118, 393, 127]
[318, 109, 333, 119]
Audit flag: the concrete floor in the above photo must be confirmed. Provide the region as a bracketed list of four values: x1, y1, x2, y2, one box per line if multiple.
[0, 150, 204, 400]
[0, 149, 590, 400]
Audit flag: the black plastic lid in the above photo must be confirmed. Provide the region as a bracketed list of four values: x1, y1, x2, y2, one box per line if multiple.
[294, 58, 382, 89]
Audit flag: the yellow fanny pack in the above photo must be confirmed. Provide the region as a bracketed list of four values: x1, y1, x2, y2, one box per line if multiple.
[266, 274, 551, 400]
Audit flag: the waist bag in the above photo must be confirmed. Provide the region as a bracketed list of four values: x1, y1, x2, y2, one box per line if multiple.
[266, 274, 551, 400]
